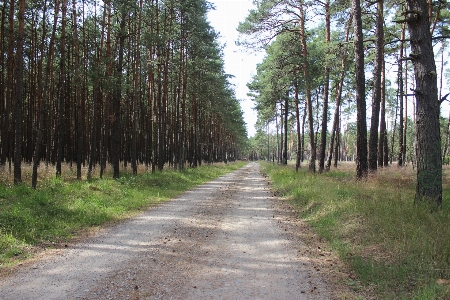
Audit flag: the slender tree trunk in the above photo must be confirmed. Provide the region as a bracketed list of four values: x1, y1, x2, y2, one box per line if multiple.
[100, 2, 112, 179]
[368, 0, 384, 172]
[299, 3, 315, 172]
[283, 93, 288, 165]
[353, 0, 368, 180]
[301, 103, 306, 162]
[180, 39, 187, 171]
[295, 85, 301, 171]
[333, 108, 341, 168]
[378, 58, 388, 167]
[131, 0, 143, 176]
[398, 25, 405, 167]
[160, 28, 171, 170]
[0, 4, 6, 167]
[275, 110, 279, 163]
[403, 57, 408, 163]
[33, 0, 57, 188]
[13, 0, 25, 184]
[112, 10, 127, 179]
[56, 0, 68, 178]
[405, 0, 442, 207]
[326, 15, 352, 171]
[318, 0, 330, 174]
[73, 0, 83, 180]
[3, 1, 14, 169]
[440, 43, 449, 163]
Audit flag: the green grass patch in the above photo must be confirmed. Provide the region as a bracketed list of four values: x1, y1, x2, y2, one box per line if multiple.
[0, 162, 245, 268]
[262, 162, 450, 299]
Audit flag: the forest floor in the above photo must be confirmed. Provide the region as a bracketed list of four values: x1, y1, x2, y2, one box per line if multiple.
[0, 163, 365, 299]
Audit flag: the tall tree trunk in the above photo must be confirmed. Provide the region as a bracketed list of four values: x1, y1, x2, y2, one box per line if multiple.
[403, 63, 408, 163]
[275, 110, 279, 163]
[405, 0, 442, 207]
[368, 0, 384, 172]
[0, 4, 6, 167]
[299, 3, 315, 172]
[56, 0, 68, 178]
[353, 0, 368, 179]
[318, 0, 330, 174]
[73, 0, 83, 180]
[326, 15, 352, 171]
[13, 0, 25, 184]
[333, 110, 341, 168]
[112, 10, 127, 179]
[378, 58, 388, 167]
[397, 25, 405, 167]
[33, 0, 58, 188]
[3, 1, 14, 169]
[283, 94, 288, 165]
[131, 0, 143, 176]
[100, 2, 112, 179]
[440, 43, 449, 163]
[301, 103, 306, 162]
[295, 84, 301, 171]
[88, 2, 106, 180]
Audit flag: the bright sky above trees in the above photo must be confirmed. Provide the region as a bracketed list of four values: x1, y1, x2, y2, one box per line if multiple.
[207, 0, 265, 137]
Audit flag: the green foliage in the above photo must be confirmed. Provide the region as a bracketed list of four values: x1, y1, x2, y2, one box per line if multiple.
[262, 162, 450, 299]
[0, 162, 245, 268]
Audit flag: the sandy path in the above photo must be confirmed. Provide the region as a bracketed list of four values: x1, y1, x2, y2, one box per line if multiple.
[0, 163, 329, 299]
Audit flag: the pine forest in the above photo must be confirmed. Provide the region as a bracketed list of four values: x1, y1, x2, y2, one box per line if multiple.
[0, 0, 248, 188]
[1, 0, 450, 206]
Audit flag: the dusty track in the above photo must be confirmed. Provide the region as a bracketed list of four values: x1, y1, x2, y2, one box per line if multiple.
[0, 163, 330, 299]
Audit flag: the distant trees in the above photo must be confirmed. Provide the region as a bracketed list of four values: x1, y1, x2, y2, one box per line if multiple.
[240, 0, 449, 207]
[0, 0, 247, 187]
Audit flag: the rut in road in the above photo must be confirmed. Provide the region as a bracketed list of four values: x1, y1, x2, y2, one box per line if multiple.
[0, 163, 329, 299]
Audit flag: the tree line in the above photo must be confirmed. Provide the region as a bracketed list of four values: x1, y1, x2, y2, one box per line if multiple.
[0, 0, 248, 188]
[239, 0, 449, 208]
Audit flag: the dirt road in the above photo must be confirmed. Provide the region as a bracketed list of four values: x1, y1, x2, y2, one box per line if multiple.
[0, 163, 330, 299]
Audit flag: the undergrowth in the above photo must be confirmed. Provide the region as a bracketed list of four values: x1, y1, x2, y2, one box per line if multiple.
[0, 162, 245, 268]
[262, 161, 450, 300]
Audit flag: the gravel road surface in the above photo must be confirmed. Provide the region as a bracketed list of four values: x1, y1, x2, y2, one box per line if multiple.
[0, 162, 330, 299]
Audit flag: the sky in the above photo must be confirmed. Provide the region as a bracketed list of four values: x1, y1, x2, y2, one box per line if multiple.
[207, 0, 265, 137]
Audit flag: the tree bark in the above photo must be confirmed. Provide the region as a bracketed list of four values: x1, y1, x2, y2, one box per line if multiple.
[13, 0, 25, 184]
[398, 25, 405, 166]
[353, 0, 368, 180]
[295, 85, 301, 171]
[368, 0, 384, 172]
[378, 58, 388, 167]
[33, 0, 59, 188]
[3, 1, 14, 169]
[283, 94, 288, 165]
[112, 10, 127, 179]
[56, 0, 68, 178]
[73, 0, 83, 180]
[318, 0, 330, 174]
[405, 0, 442, 207]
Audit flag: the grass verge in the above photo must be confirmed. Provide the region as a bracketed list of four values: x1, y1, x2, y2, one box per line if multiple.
[0, 162, 246, 269]
[261, 161, 450, 300]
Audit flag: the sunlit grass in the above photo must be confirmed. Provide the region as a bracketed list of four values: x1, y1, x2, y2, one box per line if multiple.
[0, 161, 246, 269]
[262, 161, 450, 299]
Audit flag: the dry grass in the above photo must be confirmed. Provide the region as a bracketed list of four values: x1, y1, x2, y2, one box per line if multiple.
[0, 162, 183, 186]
